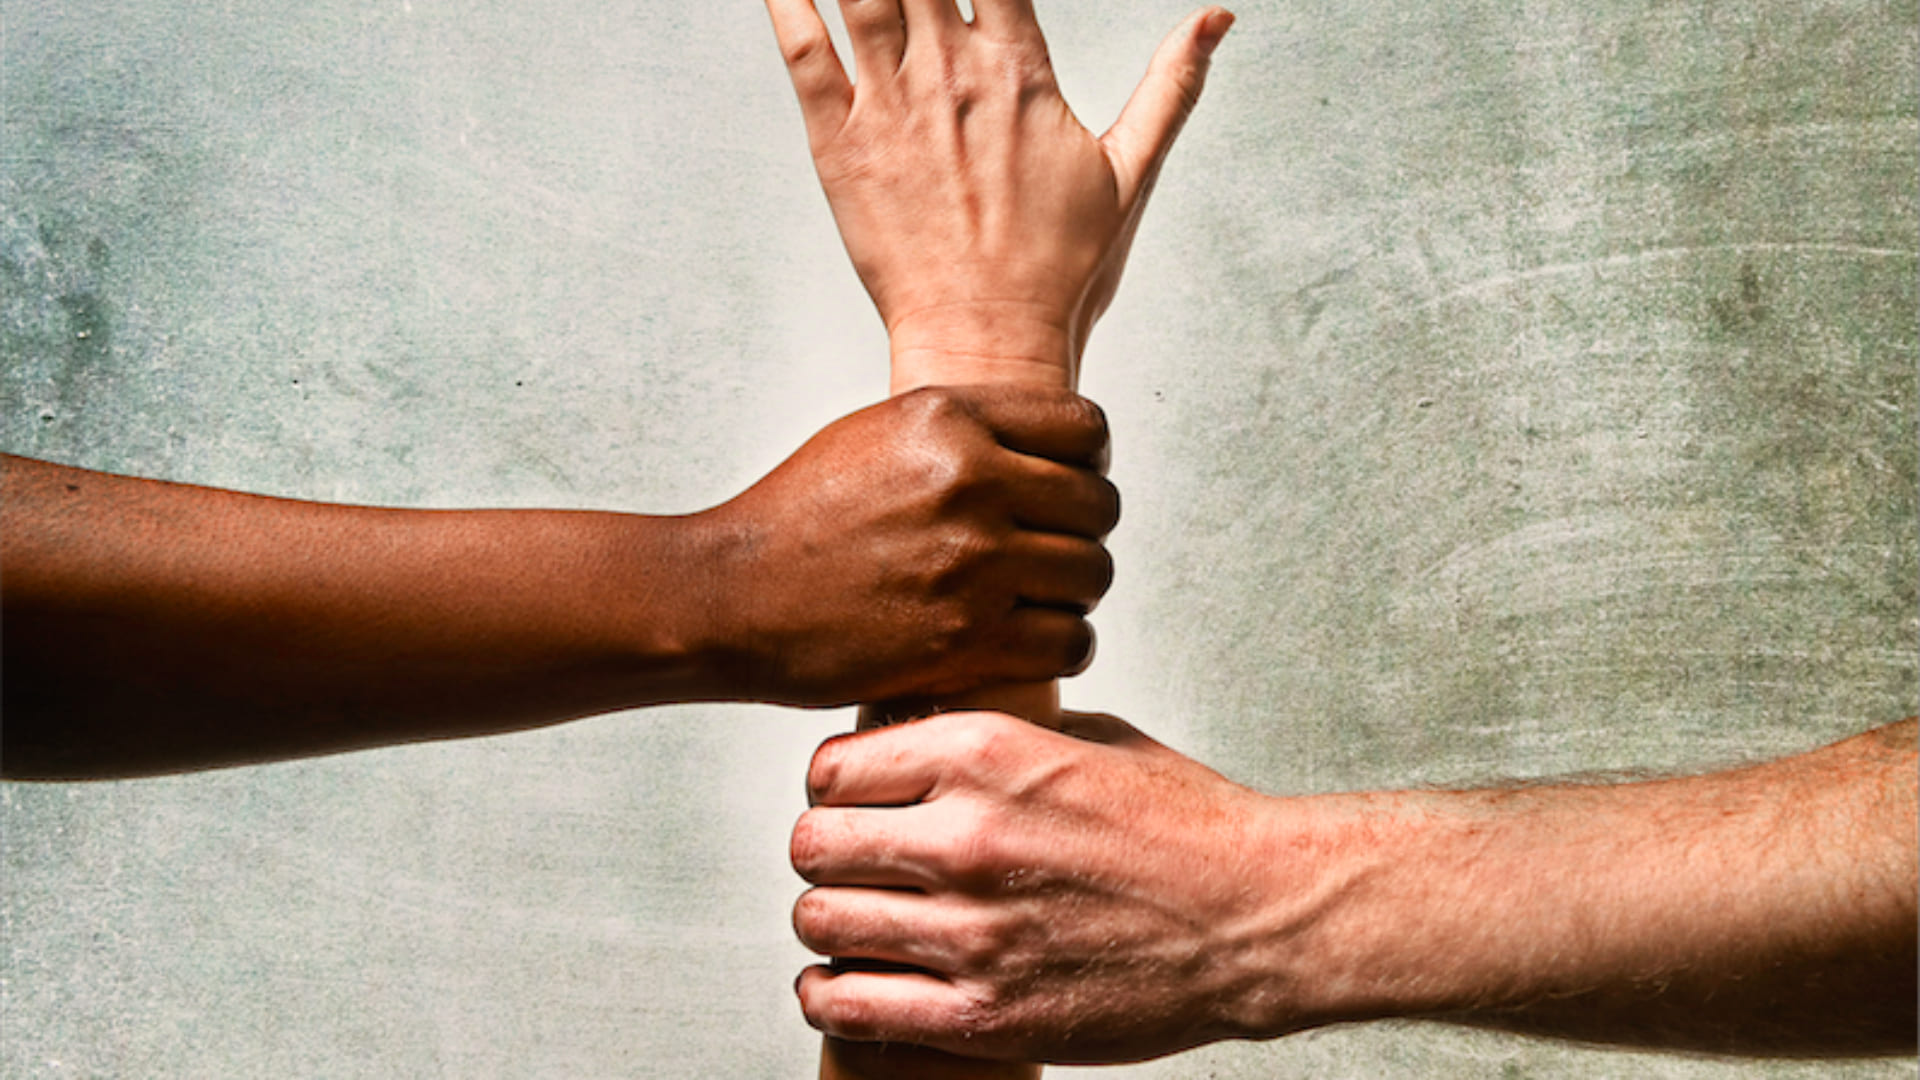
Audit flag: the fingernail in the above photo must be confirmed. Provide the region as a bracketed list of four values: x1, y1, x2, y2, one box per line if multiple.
[1198, 9, 1236, 56]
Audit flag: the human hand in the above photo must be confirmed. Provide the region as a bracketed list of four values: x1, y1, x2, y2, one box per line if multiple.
[795, 710, 1920, 1063]
[764, 0, 1235, 392]
[694, 386, 1118, 707]
[790, 709, 1286, 1063]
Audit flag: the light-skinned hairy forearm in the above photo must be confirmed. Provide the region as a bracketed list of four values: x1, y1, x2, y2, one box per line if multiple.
[793, 713, 1917, 1062]
[1369, 718, 1920, 1056]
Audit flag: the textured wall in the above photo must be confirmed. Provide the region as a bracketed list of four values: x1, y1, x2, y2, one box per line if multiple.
[2, 0, 1913, 1076]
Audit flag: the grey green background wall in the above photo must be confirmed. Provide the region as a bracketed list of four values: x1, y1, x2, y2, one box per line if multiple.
[2, 0, 1913, 1076]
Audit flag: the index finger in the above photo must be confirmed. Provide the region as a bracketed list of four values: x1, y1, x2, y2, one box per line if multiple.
[764, 0, 854, 142]
[808, 709, 1035, 807]
[809, 724, 944, 808]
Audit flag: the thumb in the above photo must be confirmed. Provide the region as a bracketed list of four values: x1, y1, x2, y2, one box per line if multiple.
[1100, 6, 1234, 211]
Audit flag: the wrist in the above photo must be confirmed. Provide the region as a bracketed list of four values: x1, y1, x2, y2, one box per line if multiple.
[886, 302, 1079, 392]
[1226, 790, 1482, 1039]
[591, 509, 741, 706]
[1237, 779, 1775, 1038]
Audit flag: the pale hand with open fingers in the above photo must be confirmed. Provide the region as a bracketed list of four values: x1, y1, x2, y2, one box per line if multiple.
[762, 0, 1235, 392]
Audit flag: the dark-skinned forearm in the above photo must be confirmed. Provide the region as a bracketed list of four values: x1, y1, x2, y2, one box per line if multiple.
[2, 454, 724, 778]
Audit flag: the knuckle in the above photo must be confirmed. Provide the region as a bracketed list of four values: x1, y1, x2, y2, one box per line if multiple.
[829, 992, 884, 1041]
[1151, 52, 1207, 113]
[1071, 393, 1111, 445]
[1095, 476, 1122, 532]
[1001, 51, 1057, 104]
[1176, 72, 1205, 113]
[953, 915, 1010, 972]
[948, 712, 1012, 766]
[954, 979, 1013, 1041]
[1090, 544, 1117, 598]
[915, 448, 974, 511]
[780, 28, 833, 69]
[795, 974, 823, 1027]
[895, 392, 1000, 504]
[790, 891, 824, 949]
[923, 38, 974, 91]
[807, 738, 847, 804]
[789, 813, 829, 879]
[900, 384, 968, 428]
[1062, 621, 1097, 677]
[791, 887, 821, 945]
[915, 597, 974, 658]
[942, 799, 1010, 879]
[940, 598, 985, 652]
[926, 523, 993, 587]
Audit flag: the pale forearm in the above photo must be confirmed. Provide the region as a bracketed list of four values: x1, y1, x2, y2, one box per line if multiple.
[2, 455, 719, 777]
[791, 713, 1913, 1063]
[1259, 720, 1919, 1055]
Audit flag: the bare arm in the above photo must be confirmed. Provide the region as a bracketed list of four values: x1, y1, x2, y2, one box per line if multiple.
[1314, 718, 1917, 1056]
[762, 4, 1231, 1075]
[791, 712, 1918, 1062]
[0, 385, 1118, 778]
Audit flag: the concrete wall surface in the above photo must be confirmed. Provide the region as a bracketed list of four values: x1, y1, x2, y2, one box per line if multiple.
[3, 0, 1913, 1076]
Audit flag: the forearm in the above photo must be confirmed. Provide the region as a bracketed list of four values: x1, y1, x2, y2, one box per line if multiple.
[2, 455, 721, 778]
[1254, 720, 1919, 1056]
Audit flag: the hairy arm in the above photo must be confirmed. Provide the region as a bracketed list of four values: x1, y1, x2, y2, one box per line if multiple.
[1310, 718, 1917, 1056]
[1415, 718, 1918, 1054]
[0, 385, 1118, 778]
[791, 712, 1918, 1062]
